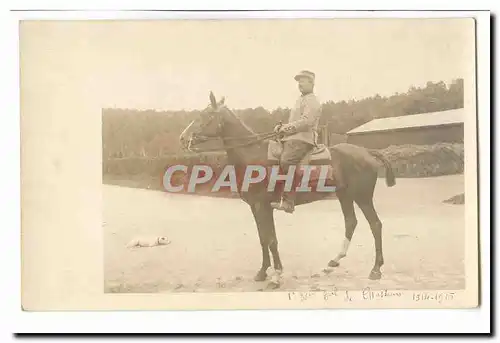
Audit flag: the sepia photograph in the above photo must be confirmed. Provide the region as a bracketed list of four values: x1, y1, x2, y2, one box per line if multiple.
[99, 18, 474, 294]
[19, 12, 482, 313]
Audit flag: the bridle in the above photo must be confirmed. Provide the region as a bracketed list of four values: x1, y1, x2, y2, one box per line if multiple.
[186, 106, 280, 153]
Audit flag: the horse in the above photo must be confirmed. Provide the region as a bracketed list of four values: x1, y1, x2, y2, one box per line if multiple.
[178, 92, 396, 289]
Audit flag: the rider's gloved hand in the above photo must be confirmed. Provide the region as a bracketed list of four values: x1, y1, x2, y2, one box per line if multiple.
[278, 124, 295, 135]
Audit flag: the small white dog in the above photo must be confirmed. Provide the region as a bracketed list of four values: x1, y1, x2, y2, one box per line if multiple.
[126, 236, 171, 248]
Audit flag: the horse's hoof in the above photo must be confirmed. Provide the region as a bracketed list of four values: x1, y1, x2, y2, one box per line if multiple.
[266, 281, 280, 290]
[369, 270, 382, 280]
[328, 260, 340, 268]
[254, 271, 267, 282]
[323, 267, 334, 274]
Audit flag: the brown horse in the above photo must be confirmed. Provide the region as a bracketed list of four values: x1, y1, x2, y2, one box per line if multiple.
[179, 92, 396, 288]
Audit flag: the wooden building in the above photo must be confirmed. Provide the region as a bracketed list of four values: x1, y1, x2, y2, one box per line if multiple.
[346, 108, 464, 149]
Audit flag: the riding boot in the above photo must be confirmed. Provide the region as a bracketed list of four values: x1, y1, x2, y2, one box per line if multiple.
[271, 165, 297, 214]
[271, 192, 295, 214]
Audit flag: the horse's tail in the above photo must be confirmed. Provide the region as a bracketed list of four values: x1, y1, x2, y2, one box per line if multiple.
[368, 149, 396, 187]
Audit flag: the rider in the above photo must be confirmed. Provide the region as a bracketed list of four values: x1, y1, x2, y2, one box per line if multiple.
[271, 70, 323, 214]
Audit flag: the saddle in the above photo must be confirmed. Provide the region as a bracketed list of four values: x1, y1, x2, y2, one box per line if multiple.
[266, 140, 337, 189]
[267, 140, 332, 165]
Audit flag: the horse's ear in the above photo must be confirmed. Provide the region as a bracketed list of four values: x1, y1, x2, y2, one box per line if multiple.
[218, 96, 225, 106]
[209, 91, 217, 108]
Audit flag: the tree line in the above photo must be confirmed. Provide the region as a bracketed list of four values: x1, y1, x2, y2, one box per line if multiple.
[102, 78, 464, 158]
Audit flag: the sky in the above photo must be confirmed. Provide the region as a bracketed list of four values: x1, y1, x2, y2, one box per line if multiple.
[21, 18, 475, 111]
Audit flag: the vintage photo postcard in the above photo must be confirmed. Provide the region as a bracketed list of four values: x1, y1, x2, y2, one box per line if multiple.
[20, 13, 481, 311]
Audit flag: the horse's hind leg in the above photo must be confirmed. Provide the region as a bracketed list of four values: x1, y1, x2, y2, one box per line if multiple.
[328, 190, 357, 268]
[355, 196, 384, 280]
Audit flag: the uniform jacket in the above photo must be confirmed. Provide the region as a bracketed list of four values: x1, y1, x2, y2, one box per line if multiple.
[281, 92, 322, 146]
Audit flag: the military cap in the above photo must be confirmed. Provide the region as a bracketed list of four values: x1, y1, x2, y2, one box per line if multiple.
[294, 70, 315, 82]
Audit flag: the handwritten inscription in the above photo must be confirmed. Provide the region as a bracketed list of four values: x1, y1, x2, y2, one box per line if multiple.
[216, 278, 226, 289]
[322, 289, 338, 300]
[288, 291, 316, 302]
[287, 288, 359, 303]
[362, 287, 402, 300]
[285, 289, 456, 305]
[412, 291, 455, 303]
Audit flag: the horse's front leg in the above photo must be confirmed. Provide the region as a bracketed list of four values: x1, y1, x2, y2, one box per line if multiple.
[265, 203, 283, 288]
[250, 202, 272, 282]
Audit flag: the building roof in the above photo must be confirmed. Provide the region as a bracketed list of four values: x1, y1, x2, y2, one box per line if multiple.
[347, 108, 465, 135]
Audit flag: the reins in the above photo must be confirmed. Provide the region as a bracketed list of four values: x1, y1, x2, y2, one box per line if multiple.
[188, 131, 280, 153]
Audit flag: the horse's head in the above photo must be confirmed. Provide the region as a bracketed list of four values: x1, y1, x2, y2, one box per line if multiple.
[179, 91, 228, 151]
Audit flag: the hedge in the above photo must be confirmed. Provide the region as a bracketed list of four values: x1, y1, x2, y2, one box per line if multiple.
[376, 143, 464, 178]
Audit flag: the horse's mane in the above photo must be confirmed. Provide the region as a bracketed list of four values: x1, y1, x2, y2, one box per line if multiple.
[221, 106, 257, 135]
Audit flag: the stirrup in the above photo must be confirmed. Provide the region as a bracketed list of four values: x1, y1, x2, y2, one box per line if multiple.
[271, 197, 295, 214]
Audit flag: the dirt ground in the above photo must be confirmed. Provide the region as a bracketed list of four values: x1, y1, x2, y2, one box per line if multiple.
[103, 174, 465, 293]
